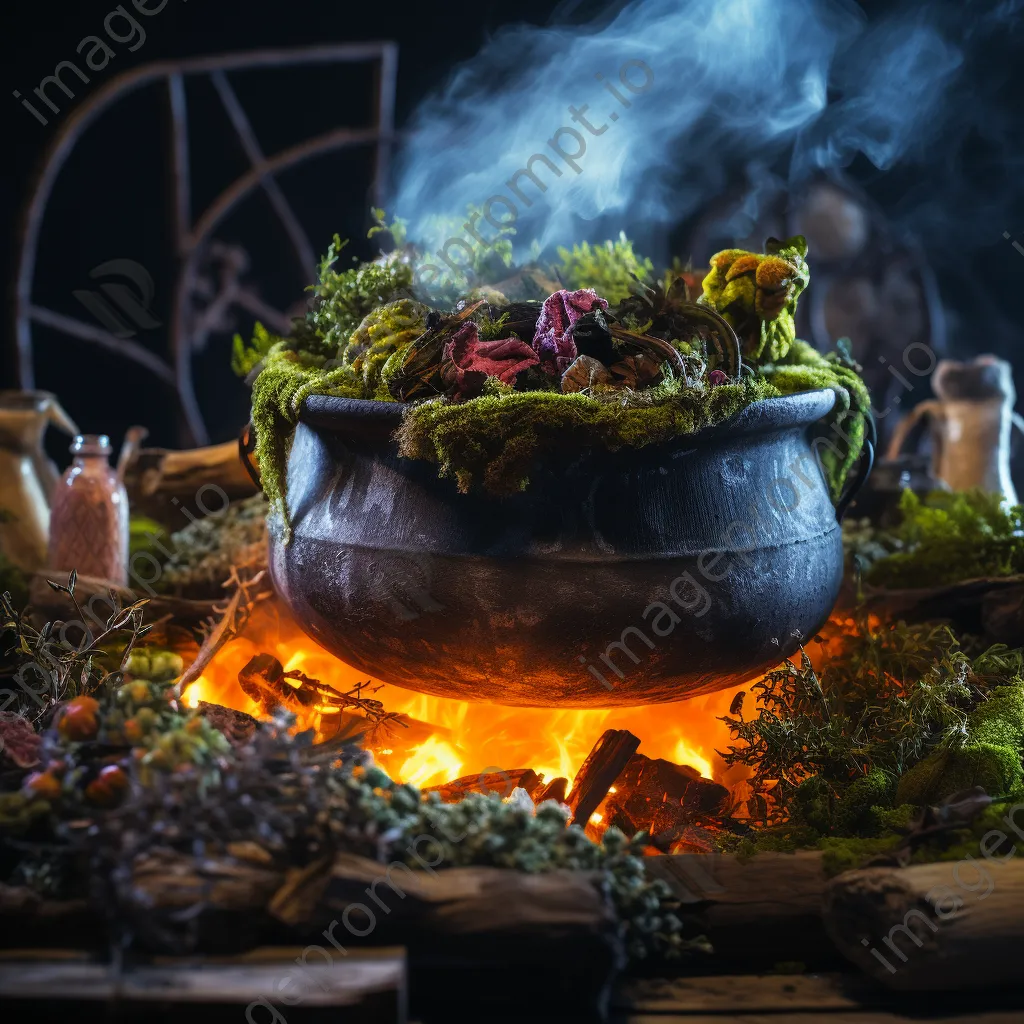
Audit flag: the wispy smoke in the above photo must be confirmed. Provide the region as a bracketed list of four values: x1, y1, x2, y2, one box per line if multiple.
[389, 0, 1023, 262]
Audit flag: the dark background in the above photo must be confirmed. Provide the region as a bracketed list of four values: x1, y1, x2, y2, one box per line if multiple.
[2, 0, 1022, 454]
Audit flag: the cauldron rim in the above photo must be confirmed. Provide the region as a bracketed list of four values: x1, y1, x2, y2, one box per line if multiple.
[297, 387, 837, 446]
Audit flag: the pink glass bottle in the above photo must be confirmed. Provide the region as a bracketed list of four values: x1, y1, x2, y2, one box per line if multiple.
[47, 434, 128, 585]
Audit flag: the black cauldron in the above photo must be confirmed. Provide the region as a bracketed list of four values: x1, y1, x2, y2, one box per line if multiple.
[269, 389, 859, 707]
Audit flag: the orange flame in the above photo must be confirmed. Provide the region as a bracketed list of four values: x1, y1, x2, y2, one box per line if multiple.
[181, 602, 762, 798]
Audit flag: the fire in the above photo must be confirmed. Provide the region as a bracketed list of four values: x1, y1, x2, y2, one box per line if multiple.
[673, 739, 713, 781]
[398, 736, 464, 788]
[181, 601, 761, 794]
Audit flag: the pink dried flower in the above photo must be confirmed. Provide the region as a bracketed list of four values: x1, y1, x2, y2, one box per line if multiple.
[532, 288, 609, 375]
[441, 322, 540, 400]
[0, 712, 42, 768]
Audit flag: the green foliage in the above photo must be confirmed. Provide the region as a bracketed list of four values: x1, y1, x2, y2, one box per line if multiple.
[556, 232, 654, 304]
[231, 322, 280, 378]
[867, 489, 1024, 589]
[0, 572, 150, 723]
[306, 237, 414, 356]
[720, 619, 977, 828]
[367, 207, 408, 248]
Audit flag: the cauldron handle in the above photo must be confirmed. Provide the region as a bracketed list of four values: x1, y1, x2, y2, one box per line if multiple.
[238, 421, 262, 491]
[833, 409, 876, 523]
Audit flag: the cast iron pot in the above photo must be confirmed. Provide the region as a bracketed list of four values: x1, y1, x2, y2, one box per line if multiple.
[268, 389, 867, 707]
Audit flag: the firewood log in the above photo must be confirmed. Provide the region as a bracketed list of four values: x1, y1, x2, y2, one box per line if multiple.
[567, 729, 640, 825]
[823, 858, 1024, 990]
[423, 769, 542, 803]
[603, 753, 729, 839]
[646, 851, 842, 968]
[123, 442, 258, 526]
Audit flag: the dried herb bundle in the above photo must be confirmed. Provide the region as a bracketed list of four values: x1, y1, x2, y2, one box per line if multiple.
[719, 617, 994, 829]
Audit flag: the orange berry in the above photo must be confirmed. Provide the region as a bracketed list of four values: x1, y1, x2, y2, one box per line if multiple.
[24, 771, 61, 801]
[123, 718, 144, 744]
[58, 695, 101, 741]
[99, 764, 129, 789]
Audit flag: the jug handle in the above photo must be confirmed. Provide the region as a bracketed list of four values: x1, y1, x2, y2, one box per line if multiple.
[885, 399, 942, 462]
[33, 395, 80, 498]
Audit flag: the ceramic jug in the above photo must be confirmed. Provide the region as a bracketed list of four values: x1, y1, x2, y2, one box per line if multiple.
[0, 391, 78, 572]
[886, 356, 1024, 504]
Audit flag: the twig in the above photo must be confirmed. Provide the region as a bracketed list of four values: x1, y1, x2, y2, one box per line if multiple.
[173, 568, 269, 696]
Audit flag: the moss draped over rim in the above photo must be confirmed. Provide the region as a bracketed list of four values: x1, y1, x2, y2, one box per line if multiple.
[250, 335, 868, 540]
[245, 236, 871, 540]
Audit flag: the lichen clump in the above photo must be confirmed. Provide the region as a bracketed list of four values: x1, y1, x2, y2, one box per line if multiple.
[244, 222, 870, 532]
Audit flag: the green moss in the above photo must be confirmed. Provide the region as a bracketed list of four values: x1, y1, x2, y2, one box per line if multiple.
[556, 233, 654, 304]
[896, 742, 1023, 806]
[760, 340, 871, 504]
[306, 238, 414, 356]
[791, 775, 835, 834]
[818, 834, 904, 877]
[394, 375, 778, 496]
[335, 298, 431, 398]
[868, 489, 1024, 589]
[874, 803, 918, 833]
[732, 823, 822, 861]
[249, 344, 367, 536]
[969, 685, 1024, 750]
[834, 769, 895, 837]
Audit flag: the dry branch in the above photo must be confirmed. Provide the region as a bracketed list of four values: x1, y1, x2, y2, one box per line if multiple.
[174, 568, 268, 695]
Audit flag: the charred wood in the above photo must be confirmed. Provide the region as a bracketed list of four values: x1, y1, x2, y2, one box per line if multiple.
[567, 729, 640, 826]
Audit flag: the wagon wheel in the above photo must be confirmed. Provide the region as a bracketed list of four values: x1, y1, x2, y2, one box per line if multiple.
[15, 44, 399, 446]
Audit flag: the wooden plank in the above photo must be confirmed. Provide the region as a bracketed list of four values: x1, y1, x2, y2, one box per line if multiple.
[622, 1014, 1024, 1023]
[615, 973, 861, 1013]
[0, 947, 406, 1022]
